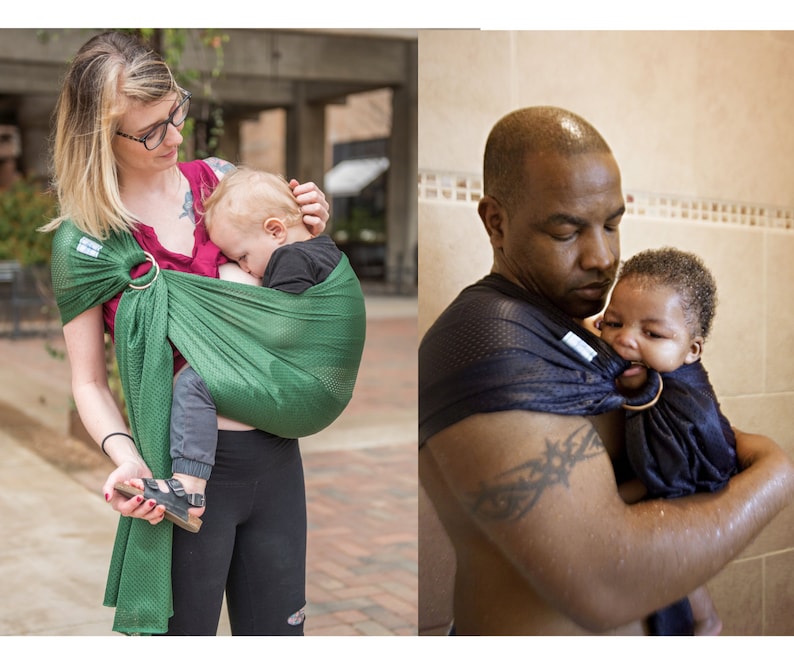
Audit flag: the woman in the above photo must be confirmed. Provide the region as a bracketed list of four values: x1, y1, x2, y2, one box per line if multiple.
[45, 30, 329, 635]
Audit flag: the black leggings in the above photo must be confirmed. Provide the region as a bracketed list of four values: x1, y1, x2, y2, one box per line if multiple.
[166, 429, 307, 635]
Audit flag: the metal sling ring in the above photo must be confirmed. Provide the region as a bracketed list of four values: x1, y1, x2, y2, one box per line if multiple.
[128, 251, 161, 290]
[621, 374, 664, 412]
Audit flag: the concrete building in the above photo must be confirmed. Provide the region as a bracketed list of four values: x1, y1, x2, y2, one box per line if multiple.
[0, 28, 417, 291]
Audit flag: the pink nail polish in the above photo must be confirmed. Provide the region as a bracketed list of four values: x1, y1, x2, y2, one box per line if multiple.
[136, 495, 143, 503]
[105, 493, 110, 502]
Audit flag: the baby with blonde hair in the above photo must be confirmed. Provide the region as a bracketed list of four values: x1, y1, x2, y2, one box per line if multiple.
[117, 166, 343, 532]
[205, 168, 312, 286]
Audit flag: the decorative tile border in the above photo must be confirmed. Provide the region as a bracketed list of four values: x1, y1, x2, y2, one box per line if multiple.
[418, 171, 482, 204]
[418, 170, 794, 231]
[625, 192, 794, 230]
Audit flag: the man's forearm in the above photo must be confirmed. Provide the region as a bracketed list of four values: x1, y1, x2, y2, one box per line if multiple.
[598, 429, 794, 628]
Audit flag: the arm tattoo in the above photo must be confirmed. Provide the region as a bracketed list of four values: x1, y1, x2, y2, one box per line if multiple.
[204, 156, 235, 176]
[469, 424, 603, 522]
[180, 190, 196, 224]
[182, 158, 234, 225]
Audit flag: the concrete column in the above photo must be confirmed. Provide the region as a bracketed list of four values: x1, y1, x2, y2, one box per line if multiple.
[0, 125, 21, 190]
[385, 41, 418, 292]
[216, 114, 243, 164]
[285, 83, 326, 185]
[17, 95, 56, 181]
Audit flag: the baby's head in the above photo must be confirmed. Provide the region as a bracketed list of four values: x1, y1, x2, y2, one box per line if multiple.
[616, 247, 717, 340]
[204, 167, 309, 279]
[598, 247, 718, 386]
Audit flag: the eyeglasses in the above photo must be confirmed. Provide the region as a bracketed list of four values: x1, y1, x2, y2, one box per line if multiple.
[115, 90, 192, 151]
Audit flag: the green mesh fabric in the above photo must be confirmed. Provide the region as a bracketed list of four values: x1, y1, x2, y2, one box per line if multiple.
[50, 220, 366, 634]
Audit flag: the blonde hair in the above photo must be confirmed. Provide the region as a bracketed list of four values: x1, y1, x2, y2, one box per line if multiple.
[42, 31, 181, 239]
[203, 167, 302, 234]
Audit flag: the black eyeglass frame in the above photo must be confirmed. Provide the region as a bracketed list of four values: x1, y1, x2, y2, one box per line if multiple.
[115, 90, 192, 151]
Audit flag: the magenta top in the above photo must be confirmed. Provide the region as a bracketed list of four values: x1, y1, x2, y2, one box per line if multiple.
[102, 160, 227, 369]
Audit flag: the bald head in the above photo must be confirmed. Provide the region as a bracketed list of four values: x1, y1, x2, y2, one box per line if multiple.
[483, 106, 613, 216]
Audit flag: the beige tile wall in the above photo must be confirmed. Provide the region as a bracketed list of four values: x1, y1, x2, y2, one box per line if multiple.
[418, 29, 794, 635]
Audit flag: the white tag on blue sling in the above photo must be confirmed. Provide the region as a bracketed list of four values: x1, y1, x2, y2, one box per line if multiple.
[562, 331, 597, 362]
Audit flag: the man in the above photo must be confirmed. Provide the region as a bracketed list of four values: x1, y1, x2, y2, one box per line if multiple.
[418, 106, 794, 635]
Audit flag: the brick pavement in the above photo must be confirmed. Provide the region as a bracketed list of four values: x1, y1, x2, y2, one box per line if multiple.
[304, 443, 417, 635]
[301, 315, 418, 636]
[0, 294, 418, 636]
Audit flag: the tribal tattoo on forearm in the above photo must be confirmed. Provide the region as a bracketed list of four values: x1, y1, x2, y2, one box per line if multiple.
[469, 424, 603, 522]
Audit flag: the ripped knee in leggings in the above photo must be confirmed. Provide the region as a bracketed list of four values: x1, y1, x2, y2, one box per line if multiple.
[288, 606, 306, 627]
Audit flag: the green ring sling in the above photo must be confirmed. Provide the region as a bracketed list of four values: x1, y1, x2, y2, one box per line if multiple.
[50, 220, 366, 634]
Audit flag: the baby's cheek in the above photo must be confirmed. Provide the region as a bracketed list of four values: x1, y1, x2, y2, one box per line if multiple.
[599, 330, 615, 346]
[648, 348, 682, 374]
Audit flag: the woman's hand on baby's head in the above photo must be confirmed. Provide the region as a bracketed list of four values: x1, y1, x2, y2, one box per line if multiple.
[289, 179, 329, 235]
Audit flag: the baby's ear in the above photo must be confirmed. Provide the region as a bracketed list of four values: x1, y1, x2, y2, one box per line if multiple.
[263, 217, 287, 238]
[684, 336, 704, 364]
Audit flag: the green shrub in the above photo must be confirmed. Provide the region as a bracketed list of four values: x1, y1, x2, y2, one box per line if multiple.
[0, 177, 56, 265]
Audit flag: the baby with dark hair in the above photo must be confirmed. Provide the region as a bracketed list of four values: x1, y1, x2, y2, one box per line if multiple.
[597, 247, 737, 636]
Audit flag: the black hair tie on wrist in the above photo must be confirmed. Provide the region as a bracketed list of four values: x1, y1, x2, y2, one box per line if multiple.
[100, 431, 135, 456]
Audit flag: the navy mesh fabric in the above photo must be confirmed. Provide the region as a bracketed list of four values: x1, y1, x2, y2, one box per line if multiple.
[626, 361, 736, 499]
[419, 273, 737, 636]
[419, 274, 661, 445]
[630, 361, 737, 636]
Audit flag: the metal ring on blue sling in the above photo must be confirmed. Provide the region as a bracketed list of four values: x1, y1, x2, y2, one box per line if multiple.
[621, 373, 664, 412]
[128, 251, 160, 290]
